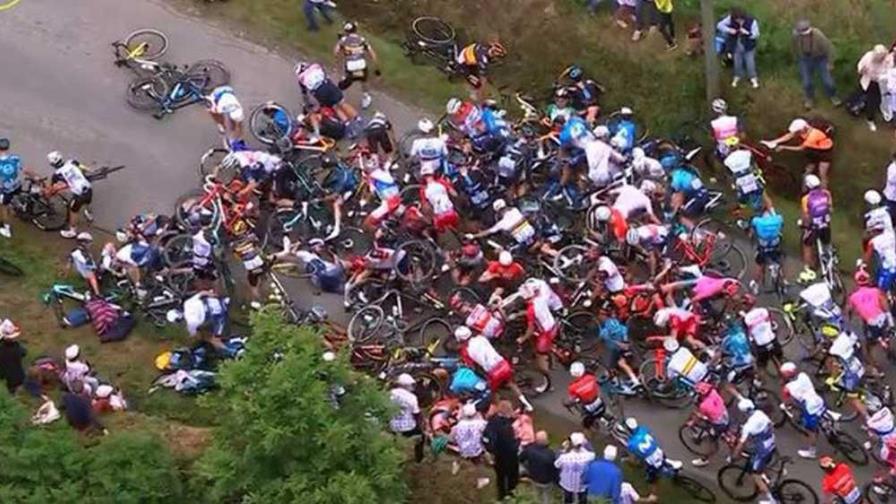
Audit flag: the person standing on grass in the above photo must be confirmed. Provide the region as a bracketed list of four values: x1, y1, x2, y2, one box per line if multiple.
[520, 430, 558, 504]
[0, 138, 25, 239]
[0, 320, 25, 394]
[654, 0, 676, 51]
[388, 373, 425, 463]
[449, 403, 491, 490]
[717, 7, 760, 88]
[584, 444, 624, 503]
[554, 432, 595, 504]
[857, 44, 893, 132]
[631, 0, 657, 42]
[302, 0, 335, 32]
[483, 400, 520, 500]
[882, 152, 896, 223]
[792, 19, 841, 110]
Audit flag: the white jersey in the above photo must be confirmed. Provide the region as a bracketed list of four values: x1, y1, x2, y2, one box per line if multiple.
[667, 346, 708, 385]
[491, 208, 536, 244]
[423, 179, 454, 216]
[739, 409, 775, 450]
[743, 307, 776, 346]
[465, 335, 504, 372]
[598, 256, 624, 293]
[885, 161, 896, 202]
[55, 161, 91, 195]
[612, 185, 653, 219]
[583, 139, 618, 187]
[785, 373, 825, 415]
[865, 206, 894, 232]
[296, 63, 327, 91]
[634, 224, 669, 246]
[871, 230, 896, 270]
[409, 136, 448, 167]
[234, 151, 282, 174]
[867, 408, 896, 441]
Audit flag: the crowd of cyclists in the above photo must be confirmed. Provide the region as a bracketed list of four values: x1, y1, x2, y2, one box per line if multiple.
[7, 17, 896, 503]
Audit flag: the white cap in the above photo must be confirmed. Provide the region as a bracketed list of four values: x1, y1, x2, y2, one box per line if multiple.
[624, 417, 638, 430]
[461, 403, 477, 418]
[594, 205, 611, 222]
[396, 373, 416, 386]
[593, 125, 610, 138]
[498, 250, 513, 267]
[492, 198, 507, 212]
[632, 147, 645, 161]
[804, 174, 821, 189]
[603, 444, 618, 461]
[65, 344, 80, 361]
[788, 118, 809, 134]
[166, 309, 183, 323]
[779, 361, 797, 376]
[96, 384, 114, 398]
[418, 118, 434, 133]
[76, 232, 93, 242]
[620, 107, 633, 115]
[569, 361, 585, 378]
[737, 398, 755, 413]
[0, 319, 20, 340]
[865, 189, 882, 206]
[662, 337, 679, 352]
[454, 326, 473, 341]
[570, 432, 586, 447]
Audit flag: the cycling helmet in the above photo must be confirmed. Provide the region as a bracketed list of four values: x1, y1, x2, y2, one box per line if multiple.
[788, 118, 809, 134]
[741, 293, 756, 308]
[75, 232, 93, 243]
[662, 337, 679, 352]
[695, 382, 712, 396]
[619, 107, 633, 116]
[96, 384, 114, 399]
[343, 21, 357, 33]
[854, 268, 871, 286]
[65, 344, 80, 361]
[449, 293, 465, 311]
[417, 118, 434, 134]
[396, 373, 416, 387]
[221, 152, 242, 172]
[866, 394, 884, 414]
[567, 65, 584, 82]
[593, 125, 610, 139]
[47, 151, 64, 168]
[819, 456, 836, 470]
[446, 98, 463, 115]
[487, 41, 507, 59]
[737, 398, 755, 413]
[307, 238, 325, 248]
[653, 309, 670, 328]
[419, 164, 435, 177]
[569, 361, 585, 378]
[797, 268, 817, 284]
[711, 98, 728, 114]
[594, 205, 612, 222]
[865, 189, 882, 206]
[640, 180, 658, 194]
[498, 250, 513, 267]
[625, 227, 640, 246]
[492, 198, 507, 213]
[779, 361, 797, 377]
[624, 417, 638, 431]
[454, 326, 473, 341]
[0, 138, 9, 151]
[293, 61, 308, 76]
[804, 174, 821, 190]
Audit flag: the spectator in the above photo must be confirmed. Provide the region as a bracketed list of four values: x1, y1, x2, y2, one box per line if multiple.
[388, 373, 424, 462]
[614, 0, 638, 29]
[717, 7, 760, 88]
[449, 403, 491, 490]
[792, 19, 840, 109]
[302, 0, 335, 32]
[520, 430, 558, 504]
[881, 62, 896, 125]
[61, 380, 104, 433]
[654, 0, 677, 51]
[92, 384, 128, 413]
[631, 0, 657, 42]
[584, 445, 624, 503]
[0, 319, 25, 394]
[857, 44, 893, 131]
[554, 432, 595, 504]
[483, 400, 520, 500]
[61, 344, 99, 394]
[882, 152, 896, 223]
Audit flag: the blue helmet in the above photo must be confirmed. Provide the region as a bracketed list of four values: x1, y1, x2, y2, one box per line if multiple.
[567, 65, 584, 81]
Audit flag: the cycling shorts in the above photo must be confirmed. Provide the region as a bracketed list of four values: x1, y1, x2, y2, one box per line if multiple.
[460, 64, 483, 88]
[367, 195, 402, 227]
[801, 409, 822, 432]
[749, 449, 775, 474]
[534, 325, 559, 355]
[433, 210, 459, 233]
[806, 147, 833, 164]
[755, 340, 783, 369]
[69, 188, 93, 212]
[754, 245, 781, 266]
[681, 191, 709, 217]
[840, 373, 862, 396]
[0, 187, 19, 206]
[487, 359, 514, 391]
[802, 226, 831, 246]
[607, 346, 634, 368]
[882, 444, 896, 473]
[365, 128, 393, 155]
[877, 268, 896, 291]
[726, 364, 754, 386]
[311, 80, 344, 107]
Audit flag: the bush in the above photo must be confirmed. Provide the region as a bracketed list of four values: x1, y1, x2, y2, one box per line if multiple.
[193, 310, 407, 503]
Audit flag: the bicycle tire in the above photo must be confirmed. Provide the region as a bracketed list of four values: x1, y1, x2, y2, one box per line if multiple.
[161, 233, 193, 268]
[447, 286, 482, 307]
[186, 59, 230, 93]
[31, 195, 69, 231]
[553, 244, 593, 283]
[412, 317, 452, 354]
[691, 219, 746, 279]
[347, 304, 385, 344]
[395, 239, 438, 284]
[678, 422, 719, 457]
[829, 430, 869, 465]
[412, 371, 444, 409]
[563, 310, 601, 356]
[199, 147, 236, 183]
[126, 75, 168, 111]
[717, 463, 759, 502]
[123, 28, 169, 61]
[864, 481, 896, 504]
[174, 189, 219, 231]
[0, 256, 24, 277]
[674, 474, 716, 503]
[775, 479, 818, 504]
[767, 307, 795, 348]
[249, 101, 294, 145]
[752, 387, 787, 428]
[411, 16, 456, 46]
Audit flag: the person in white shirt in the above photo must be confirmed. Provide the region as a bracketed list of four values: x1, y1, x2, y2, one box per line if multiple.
[205, 85, 245, 149]
[780, 362, 826, 459]
[389, 373, 424, 462]
[67, 232, 100, 295]
[583, 137, 626, 188]
[46, 151, 93, 238]
[663, 338, 709, 387]
[455, 326, 533, 411]
[883, 153, 896, 223]
[62, 344, 99, 394]
[409, 118, 448, 174]
[730, 399, 776, 504]
[631, 147, 665, 181]
[865, 227, 896, 292]
[740, 295, 782, 377]
[863, 189, 894, 234]
[295, 61, 358, 124]
[449, 402, 491, 489]
[167, 291, 228, 350]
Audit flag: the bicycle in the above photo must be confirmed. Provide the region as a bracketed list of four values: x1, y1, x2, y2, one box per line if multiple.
[174, 175, 257, 240]
[718, 454, 817, 503]
[111, 28, 169, 74]
[247, 101, 337, 156]
[865, 478, 896, 504]
[780, 405, 870, 465]
[126, 59, 230, 119]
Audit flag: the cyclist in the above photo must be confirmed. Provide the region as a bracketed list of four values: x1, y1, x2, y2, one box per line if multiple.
[478, 249, 525, 297]
[667, 158, 710, 229]
[0, 138, 25, 238]
[863, 226, 896, 292]
[709, 98, 743, 159]
[333, 22, 380, 110]
[730, 398, 777, 504]
[545, 88, 576, 124]
[799, 173, 832, 276]
[564, 65, 603, 124]
[723, 148, 772, 216]
[363, 111, 396, 157]
[623, 417, 682, 502]
[748, 206, 785, 295]
[466, 198, 538, 254]
[565, 361, 609, 429]
[763, 118, 834, 187]
[687, 381, 733, 467]
[449, 292, 505, 341]
[663, 337, 710, 387]
[206, 85, 246, 151]
[624, 222, 670, 275]
[654, 307, 706, 352]
[445, 98, 508, 154]
[863, 189, 894, 236]
[864, 400, 896, 476]
[295, 61, 359, 127]
[221, 150, 283, 200]
[608, 107, 638, 154]
[418, 164, 459, 234]
[780, 361, 827, 459]
[596, 310, 640, 390]
[516, 278, 563, 380]
[454, 325, 533, 411]
[360, 154, 403, 230]
[275, 238, 347, 294]
[409, 118, 449, 176]
[67, 232, 100, 296]
[230, 231, 266, 307]
[828, 329, 869, 420]
[445, 240, 484, 286]
[583, 130, 626, 189]
[46, 151, 93, 239]
[631, 147, 665, 181]
[819, 456, 863, 504]
[718, 319, 756, 400]
[454, 38, 506, 101]
[741, 294, 784, 378]
[845, 266, 891, 375]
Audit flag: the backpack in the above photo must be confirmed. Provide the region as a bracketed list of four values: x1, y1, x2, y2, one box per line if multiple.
[84, 298, 120, 335]
[99, 314, 134, 343]
[808, 116, 835, 139]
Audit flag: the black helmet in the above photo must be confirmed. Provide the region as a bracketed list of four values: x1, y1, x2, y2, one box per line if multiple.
[0, 138, 9, 151]
[567, 65, 584, 81]
[343, 21, 357, 33]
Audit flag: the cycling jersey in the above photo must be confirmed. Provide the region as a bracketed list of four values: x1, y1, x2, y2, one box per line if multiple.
[657, 307, 699, 337]
[612, 184, 653, 219]
[750, 211, 783, 248]
[209, 86, 242, 118]
[366, 168, 399, 200]
[409, 136, 448, 172]
[711, 114, 740, 155]
[610, 119, 637, 153]
[633, 224, 669, 248]
[821, 463, 861, 504]
[801, 188, 832, 229]
[421, 177, 455, 216]
[698, 388, 729, 426]
[669, 167, 704, 197]
[830, 333, 865, 387]
[456, 43, 491, 74]
[848, 286, 887, 326]
[597, 256, 624, 293]
[724, 150, 763, 199]
[296, 63, 328, 91]
[558, 116, 594, 150]
[365, 246, 405, 271]
[739, 409, 775, 455]
[799, 282, 835, 310]
[867, 408, 896, 441]
[183, 294, 227, 337]
[0, 154, 22, 193]
[871, 230, 896, 270]
[461, 335, 504, 373]
[743, 307, 776, 347]
[191, 231, 213, 269]
[458, 171, 491, 210]
[336, 33, 370, 73]
[546, 103, 576, 122]
[865, 206, 894, 232]
[691, 275, 734, 302]
[886, 161, 896, 202]
[294, 250, 345, 293]
[465, 303, 504, 339]
[584, 139, 621, 187]
[489, 208, 536, 244]
[236, 151, 282, 182]
[568, 374, 600, 404]
[667, 346, 708, 385]
[598, 318, 629, 350]
[526, 297, 558, 334]
[721, 324, 753, 368]
[627, 426, 664, 468]
[450, 102, 485, 138]
[784, 372, 826, 415]
[54, 161, 91, 196]
[69, 247, 96, 278]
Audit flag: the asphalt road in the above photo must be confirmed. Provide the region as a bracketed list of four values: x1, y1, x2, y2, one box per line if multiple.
[0, 0, 884, 500]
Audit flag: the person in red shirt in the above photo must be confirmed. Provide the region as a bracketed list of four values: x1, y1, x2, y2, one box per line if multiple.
[516, 280, 561, 379]
[478, 250, 525, 297]
[820, 457, 862, 504]
[563, 362, 607, 430]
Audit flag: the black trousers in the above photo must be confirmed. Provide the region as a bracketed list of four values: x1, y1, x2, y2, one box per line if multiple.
[658, 12, 676, 46]
[865, 81, 882, 121]
[494, 457, 519, 499]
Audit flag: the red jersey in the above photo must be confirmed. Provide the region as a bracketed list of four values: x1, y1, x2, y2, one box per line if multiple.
[821, 464, 861, 504]
[567, 374, 600, 404]
[485, 261, 525, 282]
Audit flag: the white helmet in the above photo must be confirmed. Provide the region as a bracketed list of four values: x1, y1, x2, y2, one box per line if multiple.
[804, 174, 821, 190]
[624, 417, 638, 430]
[417, 118, 434, 134]
[498, 250, 513, 267]
[610, 136, 626, 149]
[593, 125, 610, 139]
[619, 107, 633, 115]
[723, 150, 752, 173]
[779, 361, 797, 377]
[570, 432, 586, 447]
[492, 198, 507, 213]
[221, 152, 242, 172]
[594, 205, 611, 222]
[737, 398, 755, 413]
[47, 151, 64, 167]
[75, 232, 93, 243]
[788, 118, 809, 134]
[569, 361, 586, 378]
[632, 147, 646, 162]
[865, 189, 882, 206]
[64, 344, 80, 361]
[454, 326, 473, 341]
[662, 337, 679, 352]
[461, 403, 477, 418]
[711, 98, 728, 114]
[446, 98, 462, 115]
[95, 384, 114, 399]
[396, 373, 416, 387]
[653, 309, 670, 327]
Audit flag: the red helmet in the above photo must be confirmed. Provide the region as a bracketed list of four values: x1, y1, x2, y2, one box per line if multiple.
[461, 243, 480, 258]
[854, 268, 871, 286]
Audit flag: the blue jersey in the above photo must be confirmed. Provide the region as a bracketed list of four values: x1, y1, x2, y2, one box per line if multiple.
[626, 426, 660, 462]
[480, 108, 508, 137]
[721, 324, 753, 367]
[559, 116, 593, 150]
[0, 154, 22, 193]
[598, 318, 629, 350]
[610, 119, 637, 152]
[669, 167, 703, 196]
[751, 212, 783, 247]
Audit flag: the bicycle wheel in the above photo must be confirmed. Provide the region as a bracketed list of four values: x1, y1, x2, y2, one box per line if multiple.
[775, 479, 818, 504]
[123, 28, 168, 61]
[865, 481, 896, 504]
[186, 59, 230, 93]
[250, 101, 294, 145]
[199, 147, 236, 183]
[674, 474, 716, 503]
[830, 430, 869, 465]
[0, 256, 24, 277]
[692, 219, 746, 279]
[767, 307, 795, 348]
[31, 195, 69, 231]
[174, 190, 218, 231]
[677, 422, 719, 457]
[264, 209, 300, 252]
[126, 75, 167, 111]
[347, 305, 385, 344]
[515, 367, 551, 396]
[413, 371, 444, 409]
[395, 239, 437, 283]
[553, 244, 593, 283]
[411, 16, 456, 46]
[412, 317, 452, 354]
[161, 233, 193, 268]
[563, 310, 601, 357]
[717, 463, 758, 502]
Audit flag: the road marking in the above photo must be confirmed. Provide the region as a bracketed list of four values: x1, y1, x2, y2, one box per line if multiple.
[0, 0, 20, 10]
